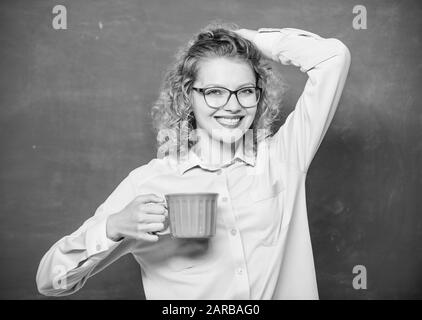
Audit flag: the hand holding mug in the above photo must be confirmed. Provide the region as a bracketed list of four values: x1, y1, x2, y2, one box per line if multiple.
[106, 194, 168, 242]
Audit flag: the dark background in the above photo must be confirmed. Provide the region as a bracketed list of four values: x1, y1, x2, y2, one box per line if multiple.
[0, 0, 420, 299]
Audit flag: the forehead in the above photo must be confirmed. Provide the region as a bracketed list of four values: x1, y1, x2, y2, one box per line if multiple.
[195, 57, 256, 87]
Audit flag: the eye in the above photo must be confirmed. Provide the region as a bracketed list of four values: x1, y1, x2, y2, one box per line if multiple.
[205, 88, 224, 95]
[239, 87, 256, 95]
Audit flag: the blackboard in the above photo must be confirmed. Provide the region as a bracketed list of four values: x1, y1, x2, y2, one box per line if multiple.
[0, 0, 420, 299]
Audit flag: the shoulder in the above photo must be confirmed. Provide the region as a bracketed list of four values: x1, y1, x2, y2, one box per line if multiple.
[127, 156, 176, 185]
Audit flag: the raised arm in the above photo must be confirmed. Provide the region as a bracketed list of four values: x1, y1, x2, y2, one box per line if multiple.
[238, 27, 351, 172]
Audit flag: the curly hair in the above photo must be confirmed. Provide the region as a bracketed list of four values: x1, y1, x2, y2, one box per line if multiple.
[151, 21, 287, 160]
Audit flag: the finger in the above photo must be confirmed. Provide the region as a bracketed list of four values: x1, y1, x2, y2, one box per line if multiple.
[140, 213, 166, 223]
[140, 232, 159, 242]
[142, 222, 165, 233]
[233, 29, 254, 41]
[155, 226, 170, 236]
[134, 193, 165, 205]
[139, 203, 167, 215]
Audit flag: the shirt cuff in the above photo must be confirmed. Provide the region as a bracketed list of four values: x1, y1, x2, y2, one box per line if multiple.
[253, 28, 288, 61]
[254, 27, 337, 72]
[85, 215, 123, 257]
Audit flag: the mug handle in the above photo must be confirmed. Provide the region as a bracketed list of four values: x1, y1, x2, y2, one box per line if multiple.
[151, 197, 170, 236]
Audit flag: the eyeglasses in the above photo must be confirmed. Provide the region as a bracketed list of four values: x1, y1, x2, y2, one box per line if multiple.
[192, 86, 262, 109]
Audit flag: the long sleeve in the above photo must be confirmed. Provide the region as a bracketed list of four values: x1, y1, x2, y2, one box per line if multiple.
[36, 172, 137, 296]
[253, 28, 351, 172]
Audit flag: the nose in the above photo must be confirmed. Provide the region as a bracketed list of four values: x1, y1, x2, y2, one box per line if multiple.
[222, 93, 242, 112]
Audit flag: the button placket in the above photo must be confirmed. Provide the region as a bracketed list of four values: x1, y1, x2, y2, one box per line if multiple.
[216, 170, 250, 299]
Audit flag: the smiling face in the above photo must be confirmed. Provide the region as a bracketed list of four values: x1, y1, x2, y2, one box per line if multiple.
[191, 57, 258, 145]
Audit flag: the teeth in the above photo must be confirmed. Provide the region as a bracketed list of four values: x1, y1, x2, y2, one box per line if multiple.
[216, 117, 241, 126]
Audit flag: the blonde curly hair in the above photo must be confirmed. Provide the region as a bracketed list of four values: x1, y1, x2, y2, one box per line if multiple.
[151, 21, 287, 160]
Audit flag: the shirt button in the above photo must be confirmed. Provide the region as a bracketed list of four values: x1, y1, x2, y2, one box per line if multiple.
[96, 244, 102, 252]
[230, 229, 237, 236]
[236, 268, 243, 275]
[222, 197, 228, 202]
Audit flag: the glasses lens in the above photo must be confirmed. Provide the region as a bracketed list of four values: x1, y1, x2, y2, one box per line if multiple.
[237, 87, 260, 108]
[203, 88, 230, 108]
[203, 87, 260, 108]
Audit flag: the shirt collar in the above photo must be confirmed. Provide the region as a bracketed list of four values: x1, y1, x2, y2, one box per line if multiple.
[176, 141, 256, 175]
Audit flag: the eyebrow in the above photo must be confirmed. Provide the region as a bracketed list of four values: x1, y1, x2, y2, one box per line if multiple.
[203, 82, 256, 89]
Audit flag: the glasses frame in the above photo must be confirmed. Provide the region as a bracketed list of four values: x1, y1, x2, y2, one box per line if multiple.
[192, 86, 262, 109]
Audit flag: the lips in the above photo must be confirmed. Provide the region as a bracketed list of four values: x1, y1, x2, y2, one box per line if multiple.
[214, 116, 244, 128]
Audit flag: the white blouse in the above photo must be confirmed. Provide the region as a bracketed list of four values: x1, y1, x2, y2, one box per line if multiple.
[36, 27, 351, 300]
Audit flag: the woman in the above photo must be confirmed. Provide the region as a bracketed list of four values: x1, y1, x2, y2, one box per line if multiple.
[36, 22, 351, 299]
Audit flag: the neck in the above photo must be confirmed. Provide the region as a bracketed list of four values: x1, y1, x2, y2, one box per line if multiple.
[193, 130, 243, 166]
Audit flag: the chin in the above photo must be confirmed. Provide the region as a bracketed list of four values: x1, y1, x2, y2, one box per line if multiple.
[210, 128, 245, 145]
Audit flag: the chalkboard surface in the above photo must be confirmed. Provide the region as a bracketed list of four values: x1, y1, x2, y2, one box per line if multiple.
[0, 0, 421, 299]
